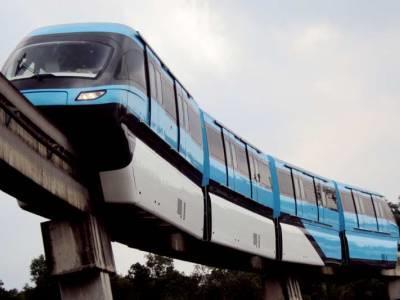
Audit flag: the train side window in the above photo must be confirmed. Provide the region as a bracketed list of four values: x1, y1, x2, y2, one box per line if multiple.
[161, 75, 176, 120]
[183, 103, 189, 131]
[235, 143, 250, 178]
[148, 63, 157, 99]
[155, 70, 163, 104]
[292, 173, 304, 201]
[230, 142, 238, 170]
[300, 175, 316, 204]
[177, 90, 188, 131]
[353, 192, 365, 215]
[323, 186, 337, 210]
[176, 88, 185, 131]
[373, 196, 395, 223]
[249, 154, 257, 182]
[225, 138, 234, 170]
[125, 49, 146, 92]
[361, 193, 376, 218]
[315, 179, 327, 207]
[341, 190, 356, 213]
[206, 125, 225, 163]
[253, 158, 261, 183]
[381, 199, 396, 223]
[277, 167, 295, 198]
[187, 104, 202, 146]
[373, 197, 385, 220]
[259, 159, 272, 189]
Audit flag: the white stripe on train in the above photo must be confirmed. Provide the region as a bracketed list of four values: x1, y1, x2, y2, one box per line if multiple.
[100, 125, 324, 266]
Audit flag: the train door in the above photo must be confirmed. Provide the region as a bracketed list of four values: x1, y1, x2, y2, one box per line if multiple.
[147, 56, 162, 135]
[223, 132, 251, 198]
[352, 191, 378, 232]
[315, 180, 339, 227]
[147, 51, 178, 150]
[276, 164, 296, 216]
[315, 178, 325, 222]
[292, 170, 318, 222]
[247, 148, 259, 201]
[248, 150, 274, 208]
[223, 133, 236, 191]
[204, 118, 227, 186]
[339, 187, 358, 229]
[185, 99, 204, 171]
[221, 129, 251, 198]
[291, 170, 304, 217]
[233, 139, 251, 198]
[176, 84, 188, 157]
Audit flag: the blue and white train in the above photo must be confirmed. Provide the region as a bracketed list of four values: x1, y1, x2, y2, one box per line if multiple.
[3, 23, 398, 269]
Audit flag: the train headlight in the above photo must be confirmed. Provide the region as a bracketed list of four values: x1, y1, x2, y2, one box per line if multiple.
[76, 90, 106, 101]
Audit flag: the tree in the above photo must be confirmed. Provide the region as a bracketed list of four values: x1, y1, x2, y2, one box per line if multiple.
[0, 280, 19, 300]
[30, 255, 48, 287]
[112, 253, 201, 300]
[110, 273, 136, 300]
[194, 267, 262, 300]
[21, 255, 60, 300]
[145, 253, 174, 278]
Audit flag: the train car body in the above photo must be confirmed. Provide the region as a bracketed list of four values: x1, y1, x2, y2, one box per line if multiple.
[2, 23, 398, 269]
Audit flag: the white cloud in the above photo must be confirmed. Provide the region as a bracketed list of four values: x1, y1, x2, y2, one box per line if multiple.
[292, 24, 340, 53]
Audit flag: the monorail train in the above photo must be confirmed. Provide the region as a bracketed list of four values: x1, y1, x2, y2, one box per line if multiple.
[2, 23, 398, 268]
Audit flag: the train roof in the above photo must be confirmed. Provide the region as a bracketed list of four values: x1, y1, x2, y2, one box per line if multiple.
[335, 181, 384, 197]
[29, 22, 138, 38]
[277, 158, 383, 196]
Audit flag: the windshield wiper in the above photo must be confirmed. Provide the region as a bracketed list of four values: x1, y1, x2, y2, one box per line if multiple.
[15, 53, 27, 75]
[14, 53, 56, 81]
[30, 73, 57, 80]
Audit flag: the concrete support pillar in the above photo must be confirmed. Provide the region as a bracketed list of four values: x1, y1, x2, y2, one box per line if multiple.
[263, 275, 303, 300]
[263, 276, 285, 300]
[388, 278, 400, 300]
[41, 215, 115, 300]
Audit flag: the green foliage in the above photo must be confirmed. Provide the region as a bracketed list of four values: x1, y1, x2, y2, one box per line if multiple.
[0, 255, 60, 300]
[300, 277, 388, 300]
[29, 255, 48, 287]
[23, 254, 60, 300]
[0, 253, 393, 300]
[113, 254, 199, 300]
[193, 267, 262, 300]
[0, 279, 21, 300]
[111, 253, 262, 300]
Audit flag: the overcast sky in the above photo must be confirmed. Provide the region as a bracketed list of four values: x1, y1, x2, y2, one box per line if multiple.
[1, 0, 400, 290]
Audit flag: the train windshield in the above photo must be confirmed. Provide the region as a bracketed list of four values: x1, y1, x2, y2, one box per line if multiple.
[4, 41, 112, 81]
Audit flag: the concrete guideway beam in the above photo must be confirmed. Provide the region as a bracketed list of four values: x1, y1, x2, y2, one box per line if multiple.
[0, 73, 72, 151]
[42, 215, 115, 300]
[0, 72, 90, 215]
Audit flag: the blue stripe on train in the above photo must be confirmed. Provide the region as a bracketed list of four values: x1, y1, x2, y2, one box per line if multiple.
[302, 220, 342, 261]
[346, 229, 398, 262]
[29, 23, 138, 38]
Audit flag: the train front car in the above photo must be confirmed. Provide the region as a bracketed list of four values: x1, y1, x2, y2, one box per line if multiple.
[2, 23, 148, 170]
[2, 23, 209, 255]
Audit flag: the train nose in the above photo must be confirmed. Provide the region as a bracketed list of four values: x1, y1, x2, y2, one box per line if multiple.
[22, 90, 68, 106]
